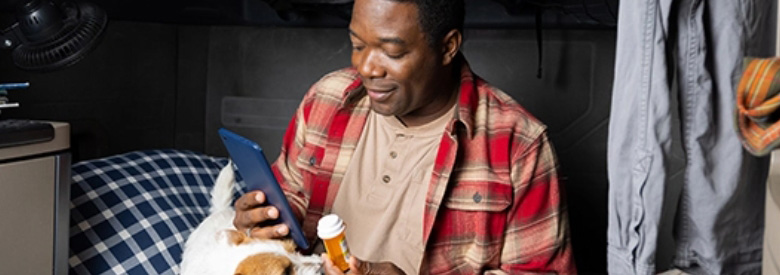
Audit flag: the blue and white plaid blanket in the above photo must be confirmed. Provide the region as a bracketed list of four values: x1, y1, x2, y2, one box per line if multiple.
[69, 149, 231, 275]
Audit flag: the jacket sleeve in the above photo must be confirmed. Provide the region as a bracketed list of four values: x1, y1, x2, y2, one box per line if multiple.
[487, 131, 577, 274]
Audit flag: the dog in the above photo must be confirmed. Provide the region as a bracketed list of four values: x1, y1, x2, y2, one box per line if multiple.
[179, 161, 321, 275]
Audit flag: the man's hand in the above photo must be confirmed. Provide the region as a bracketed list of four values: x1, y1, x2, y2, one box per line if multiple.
[321, 254, 405, 275]
[233, 191, 289, 239]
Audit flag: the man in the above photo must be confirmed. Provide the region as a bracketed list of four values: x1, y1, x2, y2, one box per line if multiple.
[233, 0, 576, 273]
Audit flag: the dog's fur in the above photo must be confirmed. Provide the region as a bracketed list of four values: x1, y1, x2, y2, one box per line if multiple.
[179, 162, 321, 275]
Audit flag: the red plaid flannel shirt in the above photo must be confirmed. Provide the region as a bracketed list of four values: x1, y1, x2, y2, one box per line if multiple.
[272, 59, 576, 274]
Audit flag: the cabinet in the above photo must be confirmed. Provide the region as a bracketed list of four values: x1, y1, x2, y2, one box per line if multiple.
[0, 122, 70, 275]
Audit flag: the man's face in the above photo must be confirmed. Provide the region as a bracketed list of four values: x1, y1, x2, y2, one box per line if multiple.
[349, 0, 446, 120]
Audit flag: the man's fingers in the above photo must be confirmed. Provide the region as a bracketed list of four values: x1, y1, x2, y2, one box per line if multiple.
[241, 206, 279, 226]
[234, 191, 265, 211]
[321, 253, 345, 275]
[349, 256, 365, 275]
[233, 192, 278, 232]
[247, 224, 289, 239]
[349, 258, 402, 275]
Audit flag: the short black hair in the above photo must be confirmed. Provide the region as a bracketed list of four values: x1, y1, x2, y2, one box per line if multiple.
[390, 0, 465, 47]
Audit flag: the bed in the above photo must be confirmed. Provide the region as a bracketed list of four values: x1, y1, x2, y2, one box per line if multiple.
[67, 149, 239, 274]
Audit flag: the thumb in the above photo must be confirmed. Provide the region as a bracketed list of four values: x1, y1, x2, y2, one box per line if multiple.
[321, 253, 344, 275]
[351, 256, 379, 275]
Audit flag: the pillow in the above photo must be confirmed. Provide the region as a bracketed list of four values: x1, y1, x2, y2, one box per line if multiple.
[69, 149, 230, 275]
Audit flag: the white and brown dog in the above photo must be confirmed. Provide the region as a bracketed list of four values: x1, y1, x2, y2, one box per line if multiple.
[179, 162, 321, 275]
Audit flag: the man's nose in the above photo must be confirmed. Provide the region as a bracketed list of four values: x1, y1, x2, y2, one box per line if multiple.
[357, 50, 385, 79]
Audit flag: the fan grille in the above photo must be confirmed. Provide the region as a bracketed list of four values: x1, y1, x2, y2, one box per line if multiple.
[12, 2, 107, 71]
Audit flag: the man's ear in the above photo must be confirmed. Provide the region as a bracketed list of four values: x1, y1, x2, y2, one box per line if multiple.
[441, 29, 462, 66]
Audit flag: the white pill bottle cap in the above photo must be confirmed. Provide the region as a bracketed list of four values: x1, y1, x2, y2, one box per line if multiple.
[317, 214, 345, 239]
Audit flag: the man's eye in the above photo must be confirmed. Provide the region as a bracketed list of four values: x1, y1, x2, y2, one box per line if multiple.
[352, 45, 365, 51]
[386, 52, 405, 59]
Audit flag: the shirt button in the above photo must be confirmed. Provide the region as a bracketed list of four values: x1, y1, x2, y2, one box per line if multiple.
[390, 151, 397, 159]
[382, 175, 391, 183]
[309, 157, 316, 166]
[473, 192, 482, 203]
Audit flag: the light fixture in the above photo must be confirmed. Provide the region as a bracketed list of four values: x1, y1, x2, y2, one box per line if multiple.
[0, 0, 107, 71]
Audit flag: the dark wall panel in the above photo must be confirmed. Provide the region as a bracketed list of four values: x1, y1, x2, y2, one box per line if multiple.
[0, 21, 182, 162]
[176, 25, 212, 152]
[204, 27, 352, 159]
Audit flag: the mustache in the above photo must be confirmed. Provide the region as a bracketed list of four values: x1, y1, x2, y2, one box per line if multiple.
[361, 78, 398, 91]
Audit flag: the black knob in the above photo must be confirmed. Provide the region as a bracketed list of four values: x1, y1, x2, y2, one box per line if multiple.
[16, 0, 66, 43]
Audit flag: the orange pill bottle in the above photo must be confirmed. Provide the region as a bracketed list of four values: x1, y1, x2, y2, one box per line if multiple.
[317, 214, 351, 272]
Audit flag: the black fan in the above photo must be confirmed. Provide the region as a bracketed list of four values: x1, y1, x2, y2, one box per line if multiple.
[0, 0, 107, 71]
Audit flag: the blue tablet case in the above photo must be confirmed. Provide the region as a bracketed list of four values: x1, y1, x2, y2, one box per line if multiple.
[218, 128, 309, 250]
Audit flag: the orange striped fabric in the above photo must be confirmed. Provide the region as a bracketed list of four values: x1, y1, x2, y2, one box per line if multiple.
[736, 57, 780, 156]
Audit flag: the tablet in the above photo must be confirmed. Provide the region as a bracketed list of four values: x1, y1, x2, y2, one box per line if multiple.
[218, 128, 309, 250]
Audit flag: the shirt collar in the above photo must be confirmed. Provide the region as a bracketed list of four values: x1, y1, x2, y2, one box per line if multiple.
[453, 55, 478, 139]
